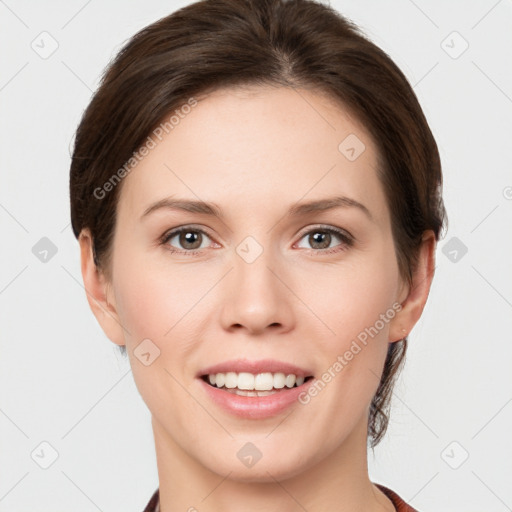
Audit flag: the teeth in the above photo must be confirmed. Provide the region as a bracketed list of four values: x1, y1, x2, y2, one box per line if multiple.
[225, 372, 239, 388]
[225, 388, 277, 397]
[205, 372, 307, 390]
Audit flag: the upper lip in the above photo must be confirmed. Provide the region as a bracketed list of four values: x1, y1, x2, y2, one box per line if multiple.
[197, 358, 314, 378]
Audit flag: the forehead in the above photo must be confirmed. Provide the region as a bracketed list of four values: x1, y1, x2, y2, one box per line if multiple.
[117, 85, 388, 224]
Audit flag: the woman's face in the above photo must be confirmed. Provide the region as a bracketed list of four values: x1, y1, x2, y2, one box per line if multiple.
[96, 85, 412, 481]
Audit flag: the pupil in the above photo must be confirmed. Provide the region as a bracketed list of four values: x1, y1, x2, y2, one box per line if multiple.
[311, 231, 330, 249]
[181, 231, 201, 249]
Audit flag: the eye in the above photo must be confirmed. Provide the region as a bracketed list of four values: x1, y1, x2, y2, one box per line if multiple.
[159, 224, 354, 256]
[160, 226, 215, 254]
[295, 225, 354, 254]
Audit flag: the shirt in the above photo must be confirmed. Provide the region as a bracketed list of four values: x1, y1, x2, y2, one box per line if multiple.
[142, 483, 418, 511]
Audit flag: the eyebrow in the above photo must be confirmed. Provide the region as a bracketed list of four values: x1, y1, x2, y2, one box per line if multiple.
[141, 195, 373, 221]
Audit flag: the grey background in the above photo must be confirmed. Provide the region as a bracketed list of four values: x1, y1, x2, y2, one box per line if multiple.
[1, 1, 511, 511]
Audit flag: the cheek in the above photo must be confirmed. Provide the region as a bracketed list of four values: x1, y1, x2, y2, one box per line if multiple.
[317, 256, 399, 344]
[111, 262, 203, 425]
[112, 244, 200, 345]
[114, 273, 168, 345]
[297, 254, 399, 438]
[307, 242, 400, 404]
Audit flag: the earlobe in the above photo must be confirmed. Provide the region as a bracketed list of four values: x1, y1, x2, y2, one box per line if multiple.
[389, 230, 436, 343]
[78, 229, 126, 347]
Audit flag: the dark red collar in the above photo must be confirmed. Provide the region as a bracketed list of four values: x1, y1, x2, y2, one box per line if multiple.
[143, 484, 419, 512]
[375, 483, 419, 512]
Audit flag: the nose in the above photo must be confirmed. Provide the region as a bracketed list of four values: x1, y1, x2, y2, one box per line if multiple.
[219, 241, 295, 335]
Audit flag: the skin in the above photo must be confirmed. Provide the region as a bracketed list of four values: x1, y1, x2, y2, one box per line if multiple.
[79, 85, 435, 512]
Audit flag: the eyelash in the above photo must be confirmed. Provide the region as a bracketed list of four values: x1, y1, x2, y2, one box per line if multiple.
[159, 224, 354, 256]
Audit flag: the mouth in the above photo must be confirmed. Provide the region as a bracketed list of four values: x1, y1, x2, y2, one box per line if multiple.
[200, 372, 315, 397]
[197, 362, 317, 418]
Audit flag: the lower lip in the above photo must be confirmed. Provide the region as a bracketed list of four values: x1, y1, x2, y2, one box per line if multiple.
[198, 377, 315, 419]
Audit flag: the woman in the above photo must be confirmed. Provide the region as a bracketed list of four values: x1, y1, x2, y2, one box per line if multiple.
[69, 0, 446, 510]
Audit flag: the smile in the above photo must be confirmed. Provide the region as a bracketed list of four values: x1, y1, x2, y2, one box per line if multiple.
[201, 372, 313, 396]
[198, 371, 315, 419]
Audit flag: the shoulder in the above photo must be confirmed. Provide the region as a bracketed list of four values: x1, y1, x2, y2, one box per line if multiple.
[374, 483, 419, 512]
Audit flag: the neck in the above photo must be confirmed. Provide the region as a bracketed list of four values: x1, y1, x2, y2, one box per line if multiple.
[151, 413, 395, 512]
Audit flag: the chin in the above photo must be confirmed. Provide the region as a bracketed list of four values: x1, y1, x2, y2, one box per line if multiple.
[202, 447, 314, 483]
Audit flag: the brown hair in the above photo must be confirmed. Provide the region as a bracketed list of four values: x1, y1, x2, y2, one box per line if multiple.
[69, 0, 446, 448]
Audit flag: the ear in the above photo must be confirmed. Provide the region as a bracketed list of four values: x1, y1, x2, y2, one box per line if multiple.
[78, 228, 126, 347]
[388, 230, 436, 343]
